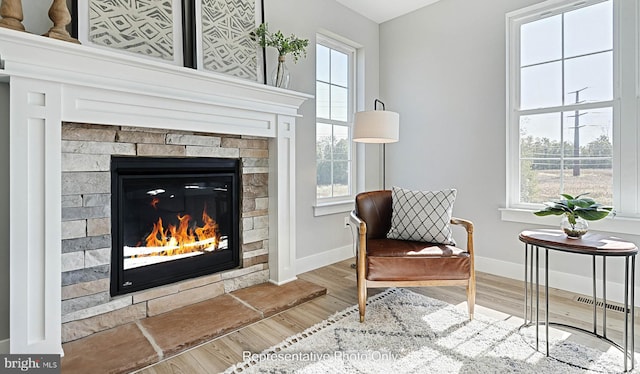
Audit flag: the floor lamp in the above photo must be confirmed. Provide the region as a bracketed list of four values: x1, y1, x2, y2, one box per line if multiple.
[353, 99, 400, 190]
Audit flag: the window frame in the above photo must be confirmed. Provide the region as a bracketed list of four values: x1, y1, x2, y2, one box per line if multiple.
[503, 0, 640, 233]
[314, 33, 358, 215]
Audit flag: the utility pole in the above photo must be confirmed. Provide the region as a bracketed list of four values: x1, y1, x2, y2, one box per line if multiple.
[567, 87, 588, 176]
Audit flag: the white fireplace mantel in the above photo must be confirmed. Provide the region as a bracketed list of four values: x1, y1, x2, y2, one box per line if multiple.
[0, 28, 311, 354]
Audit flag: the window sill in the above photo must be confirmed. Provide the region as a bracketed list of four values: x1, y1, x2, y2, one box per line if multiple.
[500, 208, 640, 236]
[313, 200, 354, 217]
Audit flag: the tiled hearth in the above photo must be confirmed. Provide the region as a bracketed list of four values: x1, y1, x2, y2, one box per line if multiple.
[61, 279, 327, 374]
[60, 123, 271, 343]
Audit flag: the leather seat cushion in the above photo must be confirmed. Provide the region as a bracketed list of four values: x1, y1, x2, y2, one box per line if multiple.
[366, 239, 470, 281]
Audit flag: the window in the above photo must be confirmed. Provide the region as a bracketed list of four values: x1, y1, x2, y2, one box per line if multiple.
[510, 0, 613, 208]
[316, 36, 355, 203]
[506, 0, 640, 230]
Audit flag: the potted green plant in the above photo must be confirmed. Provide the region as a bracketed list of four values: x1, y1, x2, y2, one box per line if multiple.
[534, 193, 614, 238]
[255, 23, 308, 88]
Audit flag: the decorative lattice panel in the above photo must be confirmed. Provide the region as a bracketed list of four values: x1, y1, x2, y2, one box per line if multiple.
[200, 0, 260, 80]
[88, 0, 176, 61]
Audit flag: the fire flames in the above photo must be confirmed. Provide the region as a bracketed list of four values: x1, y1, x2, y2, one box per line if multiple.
[150, 197, 160, 209]
[135, 208, 221, 258]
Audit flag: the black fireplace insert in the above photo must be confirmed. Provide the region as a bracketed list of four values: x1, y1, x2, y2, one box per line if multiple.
[110, 157, 240, 296]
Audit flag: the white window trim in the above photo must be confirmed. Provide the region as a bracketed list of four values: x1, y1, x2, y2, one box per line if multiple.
[313, 200, 355, 216]
[503, 0, 640, 234]
[314, 33, 358, 216]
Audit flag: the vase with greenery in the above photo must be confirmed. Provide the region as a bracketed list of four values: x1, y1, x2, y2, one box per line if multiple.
[255, 23, 308, 88]
[533, 193, 614, 239]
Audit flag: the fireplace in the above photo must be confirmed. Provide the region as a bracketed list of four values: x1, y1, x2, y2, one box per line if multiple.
[4, 28, 308, 354]
[111, 157, 241, 295]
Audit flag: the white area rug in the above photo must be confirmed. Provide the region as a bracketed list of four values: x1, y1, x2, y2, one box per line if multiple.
[224, 288, 638, 373]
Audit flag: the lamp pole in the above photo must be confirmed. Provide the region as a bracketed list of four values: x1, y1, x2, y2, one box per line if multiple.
[375, 99, 388, 189]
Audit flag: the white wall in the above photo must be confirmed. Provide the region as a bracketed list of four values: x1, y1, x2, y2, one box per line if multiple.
[263, 0, 380, 270]
[0, 83, 9, 346]
[380, 0, 640, 303]
[22, 1, 53, 35]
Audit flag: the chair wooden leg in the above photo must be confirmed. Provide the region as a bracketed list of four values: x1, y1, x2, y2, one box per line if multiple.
[467, 277, 476, 320]
[358, 277, 366, 322]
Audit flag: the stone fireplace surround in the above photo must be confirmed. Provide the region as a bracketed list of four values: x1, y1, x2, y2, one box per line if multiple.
[0, 29, 310, 354]
[60, 123, 269, 343]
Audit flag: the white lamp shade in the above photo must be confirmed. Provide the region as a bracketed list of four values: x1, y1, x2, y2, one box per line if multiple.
[353, 110, 399, 143]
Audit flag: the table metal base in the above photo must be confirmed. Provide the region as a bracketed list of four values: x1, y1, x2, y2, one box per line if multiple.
[522, 243, 636, 371]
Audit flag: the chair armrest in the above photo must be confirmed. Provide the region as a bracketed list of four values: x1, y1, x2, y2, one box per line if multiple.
[450, 217, 474, 256]
[451, 217, 473, 233]
[350, 210, 368, 281]
[350, 210, 367, 256]
[350, 210, 366, 233]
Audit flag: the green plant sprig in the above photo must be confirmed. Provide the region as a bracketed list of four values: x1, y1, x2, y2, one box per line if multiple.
[255, 23, 309, 63]
[533, 193, 614, 225]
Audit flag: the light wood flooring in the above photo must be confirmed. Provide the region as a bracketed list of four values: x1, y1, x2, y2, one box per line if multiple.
[137, 258, 640, 373]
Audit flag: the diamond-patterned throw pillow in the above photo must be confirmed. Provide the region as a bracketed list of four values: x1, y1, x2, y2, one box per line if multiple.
[387, 187, 457, 245]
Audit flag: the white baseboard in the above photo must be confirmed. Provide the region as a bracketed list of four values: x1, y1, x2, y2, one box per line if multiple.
[296, 245, 354, 275]
[0, 338, 9, 354]
[475, 255, 523, 281]
[268, 276, 298, 286]
[476, 255, 640, 307]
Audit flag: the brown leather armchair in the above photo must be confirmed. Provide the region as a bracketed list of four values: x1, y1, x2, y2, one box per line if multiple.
[350, 190, 475, 322]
